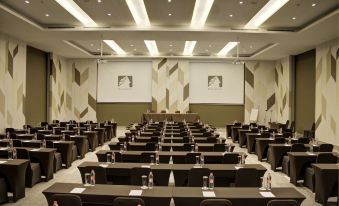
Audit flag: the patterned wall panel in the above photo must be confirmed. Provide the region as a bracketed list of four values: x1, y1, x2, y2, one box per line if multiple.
[315, 38, 339, 145]
[0, 35, 26, 131]
[152, 59, 189, 113]
[244, 61, 276, 124]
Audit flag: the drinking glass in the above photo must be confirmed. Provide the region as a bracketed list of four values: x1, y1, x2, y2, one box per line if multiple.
[141, 175, 148, 189]
[8, 150, 13, 160]
[150, 155, 155, 165]
[195, 156, 200, 165]
[106, 154, 112, 163]
[202, 176, 208, 190]
[84, 173, 91, 186]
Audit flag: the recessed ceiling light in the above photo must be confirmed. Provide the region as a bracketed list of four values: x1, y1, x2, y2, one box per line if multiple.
[244, 0, 289, 29]
[97, 0, 102, 3]
[209, 44, 212, 47]
[229, 14, 233, 17]
[191, 0, 214, 28]
[168, 0, 171, 2]
[107, 13, 111, 16]
[250, 45, 253, 48]
[205, 49, 209, 52]
[168, 13, 172, 16]
[24, 1, 30, 4]
[90, 44, 94, 47]
[144, 40, 159, 56]
[169, 44, 173, 47]
[103, 40, 126, 55]
[217, 41, 239, 56]
[311, 3, 316, 7]
[239, 1, 243, 4]
[292, 17, 296, 20]
[125, 0, 151, 27]
[45, 14, 50, 17]
[134, 48, 137, 51]
[130, 44, 134, 47]
[183, 41, 197, 56]
[97, 48, 100, 51]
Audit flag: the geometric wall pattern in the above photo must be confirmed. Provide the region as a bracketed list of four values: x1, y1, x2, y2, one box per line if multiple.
[0, 34, 26, 132]
[151, 58, 189, 113]
[315, 38, 339, 145]
[49, 54, 97, 122]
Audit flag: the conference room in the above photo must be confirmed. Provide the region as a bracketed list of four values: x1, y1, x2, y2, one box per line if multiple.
[0, 0, 338, 205]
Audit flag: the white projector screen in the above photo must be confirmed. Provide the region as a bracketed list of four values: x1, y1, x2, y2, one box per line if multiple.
[97, 61, 152, 102]
[189, 62, 244, 104]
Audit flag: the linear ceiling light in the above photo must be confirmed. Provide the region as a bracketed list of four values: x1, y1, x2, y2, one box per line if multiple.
[125, 0, 150, 27]
[103, 40, 126, 55]
[183, 41, 197, 56]
[191, 0, 214, 28]
[244, 0, 289, 29]
[144, 40, 159, 56]
[55, 0, 97, 27]
[217, 42, 239, 56]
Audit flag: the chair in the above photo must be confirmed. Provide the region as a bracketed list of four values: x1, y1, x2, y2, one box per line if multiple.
[160, 110, 166, 113]
[16, 148, 42, 187]
[12, 139, 22, 147]
[222, 153, 239, 164]
[51, 194, 82, 206]
[183, 143, 195, 152]
[185, 152, 201, 164]
[79, 166, 107, 184]
[234, 168, 259, 187]
[188, 168, 210, 187]
[145, 142, 156, 151]
[140, 152, 156, 163]
[274, 138, 286, 144]
[318, 143, 333, 152]
[304, 153, 337, 191]
[282, 144, 307, 175]
[46, 141, 62, 172]
[214, 144, 226, 152]
[266, 199, 298, 206]
[5, 128, 15, 134]
[113, 197, 145, 206]
[297, 137, 309, 144]
[130, 167, 151, 186]
[175, 110, 180, 113]
[200, 199, 232, 206]
[0, 178, 8, 204]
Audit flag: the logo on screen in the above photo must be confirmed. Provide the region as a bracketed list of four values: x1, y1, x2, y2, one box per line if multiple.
[118, 75, 133, 89]
[208, 76, 222, 90]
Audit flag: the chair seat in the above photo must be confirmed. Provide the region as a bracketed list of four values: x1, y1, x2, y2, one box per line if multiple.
[0, 178, 8, 204]
[72, 145, 77, 161]
[54, 152, 62, 172]
[27, 163, 41, 187]
[282, 155, 290, 175]
[304, 167, 315, 192]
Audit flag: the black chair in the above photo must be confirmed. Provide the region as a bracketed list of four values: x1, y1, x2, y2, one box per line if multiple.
[304, 153, 337, 192]
[282, 144, 307, 175]
[46, 141, 62, 172]
[297, 137, 309, 144]
[318, 143, 333, 152]
[274, 138, 285, 144]
[183, 143, 195, 152]
[16, 148, 41, 187]
[113, 197, 145, 206]
[234, 168, 259, 187]
[214, 144, 226, 152]
[12, 139, 22, 147]
[51, 194, 82, 206]
[130, 167, 151, 186]
[200, 199, 232, 206]
[175, 110, 180, 113]
[0, 178, 8, 204]
[266, 199, 298, 206]
[222, 153, 239, 164]
[188, 168, 210, 187]
[160, 110, 166, 113]
[185, 152, 201, 164]
[140, 152, 156, 163]
[145, 142, 156, 151]
[79, 166, 107, 184]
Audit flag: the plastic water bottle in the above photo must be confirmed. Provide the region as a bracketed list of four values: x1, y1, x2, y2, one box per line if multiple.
[158, 144, 162, 152]
[28, 127, 31, 134]
[148, 171, 154, 189]
[266, 173, 272, 190]
[90, 169, 96, 185]
[195, 144, 198, 152]
[12, 148, 17, 159]
[200, 155, 204, 166]
[62, 133, 65, 141]
[208, 173, 214, 190]
[123, 142, 127, 151]
[42, 139, 46, 148]
[155, 152, 160, 165]
[111, 152, 115, 164]
[6, 132, 10, 139]
[9, 139, 13, 148]
[77, 128, 81, 135]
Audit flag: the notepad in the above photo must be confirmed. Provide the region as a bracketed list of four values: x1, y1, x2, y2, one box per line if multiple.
[202, 191, 216, 197]
[129, 190, 142, 196]
[0, 147, 8, 150]
[259, 192, 275, 197]
[31, 149, 41, 151]
[306, 152, 317, 155]
[99, 164, 108, 168]
[70, 188, 86, 194]
[0, 161, 7, 164]
[54, 141, 60, 143]
[141, 165, 151, 168]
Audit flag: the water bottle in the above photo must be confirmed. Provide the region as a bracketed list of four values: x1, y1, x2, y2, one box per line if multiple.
[77, 128, 81, 135]
[195, 144, 198, 152]
[309, 142, 314, 153]
[13, 148, 17, 159]
[155, 152, 160, 165]
[62, 133, 65, 141]
[6, 132, 10, 139]
[53, 201, 59, 206]
[266, 173, 272, 190]
[52, 128, 55, 135]
[200, 155, 204, 166]
[158, 144, 162, 152]
[9, 139, 13, 148]
[28, 127, 31, 134]
[90, 169, 96, 185]
[42, 139, 46, 148]
[111, 152, 115, 164]
[208, 173, 214, 190]
[123, 142, 127, 151]
[148, 171, 154, 189]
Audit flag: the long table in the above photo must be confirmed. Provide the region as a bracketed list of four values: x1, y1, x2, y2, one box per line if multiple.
[142, 113, 200, 122]
[313, 164, 338, 205]
[43, 183, 305, 206]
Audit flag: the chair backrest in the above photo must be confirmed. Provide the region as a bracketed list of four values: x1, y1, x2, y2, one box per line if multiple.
[113, 197, 145, 206]
[185, 152, 201, 164]
[188, 168, 211, 187]
[160, 110, 166, 113]
[285, 120, 290, 127]
[234, 168, 259, 187]
[200, 199, 232, 206]
[80, 166, 107, 184]
[318, 144, 333, 152]
[274, 138, 286, 144]
[183, 143, 195, 151]
[267, 199, 298, 206]
[222, 153, 239, 164]
[16, 148, 30, 159]
[290, 143, 307, 152]
[316, 153, 337, 164]
[140, 152, 156, 163]
[5, 128, 15, 134]
[261, 132, 270, 138]
[214, 144, 226, 152]
[175, 110, 180, 113]
[289, 121, 295, 131]
[145, 142, 156, 151]
[297, 137, 309, 144]
[51, 194, 82, 206]
[13, 139, 22, 147]
[130, 167, 151, 186]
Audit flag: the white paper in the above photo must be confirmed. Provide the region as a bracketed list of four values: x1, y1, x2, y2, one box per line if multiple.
[0, 161, 7, 164]
[202, 191, 216, 197]
[54, 141, 60, 143]
[0, 147, 8, 150]
[234, 166, 243, 170]
[99, 164, 108, 168]
[260, 192, 275, 197]
[129, 190, 142, 196]
[141, 165, 151, 168]
[70, 188, 86, 194]
[31, 149, 41, 151]
[306, 152, 317, 155]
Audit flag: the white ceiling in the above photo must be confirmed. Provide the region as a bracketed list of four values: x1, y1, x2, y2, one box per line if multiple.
[0, 0, 338, 60]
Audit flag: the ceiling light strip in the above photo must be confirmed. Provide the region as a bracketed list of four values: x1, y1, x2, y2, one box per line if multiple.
[217, 42, 239, 56]
[55, 0, 97, 27]
[191, 0, 214, 28]
[244, 0, 289, 29]
[125, 0, 150, 27]
[103, 40, 126, 55]
[183, 41, 197, 56]
[144, 40, 159, 56]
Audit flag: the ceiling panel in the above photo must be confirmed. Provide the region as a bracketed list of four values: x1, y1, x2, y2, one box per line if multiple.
[206, 0, 269, 28]
[74, 0, 135, 27]
[1, 0, 81, 27]
[262, 0, 339, 29]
